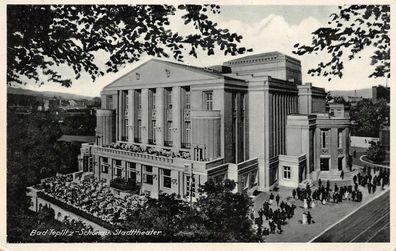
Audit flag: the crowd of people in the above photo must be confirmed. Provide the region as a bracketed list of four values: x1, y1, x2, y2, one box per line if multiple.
[253, 165, 390, 238]
[38, 174, 148, 226]
[252, 193, 297, 237]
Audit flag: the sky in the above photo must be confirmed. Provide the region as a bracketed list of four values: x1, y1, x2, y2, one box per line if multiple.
[15, 5, 387, 97]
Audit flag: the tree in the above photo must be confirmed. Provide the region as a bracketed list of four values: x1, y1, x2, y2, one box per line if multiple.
[350, 99, 389, 137]
[8, 5, 251, 87]
[293, 5, 390, 81]
[366, 141, 385, 163]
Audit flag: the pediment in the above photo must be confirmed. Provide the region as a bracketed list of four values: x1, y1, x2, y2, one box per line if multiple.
[104, 59, 222, 90]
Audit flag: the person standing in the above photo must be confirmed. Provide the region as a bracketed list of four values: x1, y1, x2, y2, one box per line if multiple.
[318, 178, 322, 188]
[275, 194, 280, 206]
[292, 189, 296, 199]
[269, 193, 274, 205]
[367, 182, 372, 194]
[307, 211, 313, 224]
[340, 170, 344, 180]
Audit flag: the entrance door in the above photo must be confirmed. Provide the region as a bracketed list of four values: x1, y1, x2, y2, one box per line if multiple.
[320, 158, 330, 171]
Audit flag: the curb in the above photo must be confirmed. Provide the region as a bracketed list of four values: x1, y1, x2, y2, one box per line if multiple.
[308, 187, 390, 242]
[359, 155, 389, 168]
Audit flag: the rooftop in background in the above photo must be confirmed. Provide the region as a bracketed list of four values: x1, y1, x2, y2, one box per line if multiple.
[58, 135, 96, 143]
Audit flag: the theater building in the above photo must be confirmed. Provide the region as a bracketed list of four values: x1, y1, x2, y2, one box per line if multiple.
[78, 51, 351, 198]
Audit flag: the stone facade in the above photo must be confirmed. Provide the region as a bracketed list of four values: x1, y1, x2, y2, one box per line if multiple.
[79, 51, 352, 196]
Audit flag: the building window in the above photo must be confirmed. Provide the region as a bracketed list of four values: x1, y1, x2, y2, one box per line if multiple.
[162, 169, 171, 189]
[338, 129, 343, 148]
[101, 157, 109, 173]
[283, 166, 291, 180]
[152, 90, 156, 110]
[106, 95, 113, 109]
[241, 174, 248, 190]
[185, 90, 191, 110]
[165, 121, 173, 146]
[249, 170, 258, 188]
[152, 120, 156, 144]
[338, 157, 343, 171]
[137, 90, 142, 110]
[321, 129, 329, 149]
[114, 166, 122, 178]
[143, 165, 153, 185]
[137, 120, 142, 142]
[204, 91, 213, 110]
[127, 162, 136, 183]
[167, 88, 173, 110]
[320, 158, 330, 171]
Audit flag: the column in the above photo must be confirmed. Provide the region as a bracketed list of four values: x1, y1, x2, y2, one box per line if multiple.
[128, 90, 134, 142]
[118, 91, 123, 141]
[172, 86, 181, 148]
[156, 87, 165, 147]
[141, 88, 149, 144]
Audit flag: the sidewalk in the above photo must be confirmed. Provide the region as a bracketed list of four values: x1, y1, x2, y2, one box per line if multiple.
[252, 182, 389, 242]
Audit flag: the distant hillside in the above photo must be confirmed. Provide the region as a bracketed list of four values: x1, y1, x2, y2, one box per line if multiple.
[7, 87, 94, 100]
[329, 88, 372, 99]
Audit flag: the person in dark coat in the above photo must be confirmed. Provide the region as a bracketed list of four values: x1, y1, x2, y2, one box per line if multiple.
[318, 178, 322, 188]
[353, 175, 357, 184]
[367, 182, 372, 194]
[307, 211, 313, 224]
[275, 194, 280, 206]
[292, 189, 296, 199]
[340, 170, 344, 180]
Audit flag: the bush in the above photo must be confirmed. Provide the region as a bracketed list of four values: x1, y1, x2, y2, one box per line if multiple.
[366, 141, 386, 163]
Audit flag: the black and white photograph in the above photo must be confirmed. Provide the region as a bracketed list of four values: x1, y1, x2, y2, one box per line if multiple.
[2, 1, 393, 248]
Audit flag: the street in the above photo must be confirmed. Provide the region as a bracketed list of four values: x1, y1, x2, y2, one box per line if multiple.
[311, 190, 390, 242]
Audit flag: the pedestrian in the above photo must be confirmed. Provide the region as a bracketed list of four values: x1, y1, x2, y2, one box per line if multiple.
[275, 194, 280, 206]
[292, 189, 296, 199]
[269, 193, 274, 205]
[372, 183, 377, 194]
[318, 178, 322, 188]
[367, 182, 372, 194]
[307, 211, 313, 224]
[353, 175, 357, 184]
[326, 180, 330, 191]
[340, 170, 344, 180]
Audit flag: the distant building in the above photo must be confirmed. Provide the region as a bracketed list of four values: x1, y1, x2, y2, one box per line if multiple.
[78, 51, 351, 198]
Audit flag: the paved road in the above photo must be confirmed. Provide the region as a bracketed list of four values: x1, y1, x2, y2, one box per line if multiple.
[312, 190, 390, 242]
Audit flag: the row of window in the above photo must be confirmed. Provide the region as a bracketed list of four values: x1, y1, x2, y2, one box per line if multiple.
[320, 128, 344, 149]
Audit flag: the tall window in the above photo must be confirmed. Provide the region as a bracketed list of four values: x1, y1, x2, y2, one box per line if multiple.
[137, 120, 142, 142]
[107, 95, 113, 109]
[167, 121, 173, 144]
[137, 91, 142, 110]
[204, 91, 213, 110]
[101, 157, 109, 173]
[167, 88, 173, 110]
[338, 129, 343, 148]
[152, 120, 156, 144]
[321, 129, 329, 149]
[127, 162, 136, 183]
[152, 90, 156, 110]
[249, 170, 258, 188]
[185, 90, 191, 109]
[283, 166, 291, 179]
[143, 165, 153, 185]
[162, 169, 171, 189]
[185, 122, 191, 145]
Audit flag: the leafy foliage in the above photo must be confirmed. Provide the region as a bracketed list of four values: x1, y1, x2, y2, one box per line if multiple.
[8, 5, 251, 87]
[350, 99, 389, 137]
[366, 141, 386, 163]
[293, 5, 390, 81]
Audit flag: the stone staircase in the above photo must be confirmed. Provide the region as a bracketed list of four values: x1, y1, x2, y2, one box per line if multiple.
[318, 170, 355, 181]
